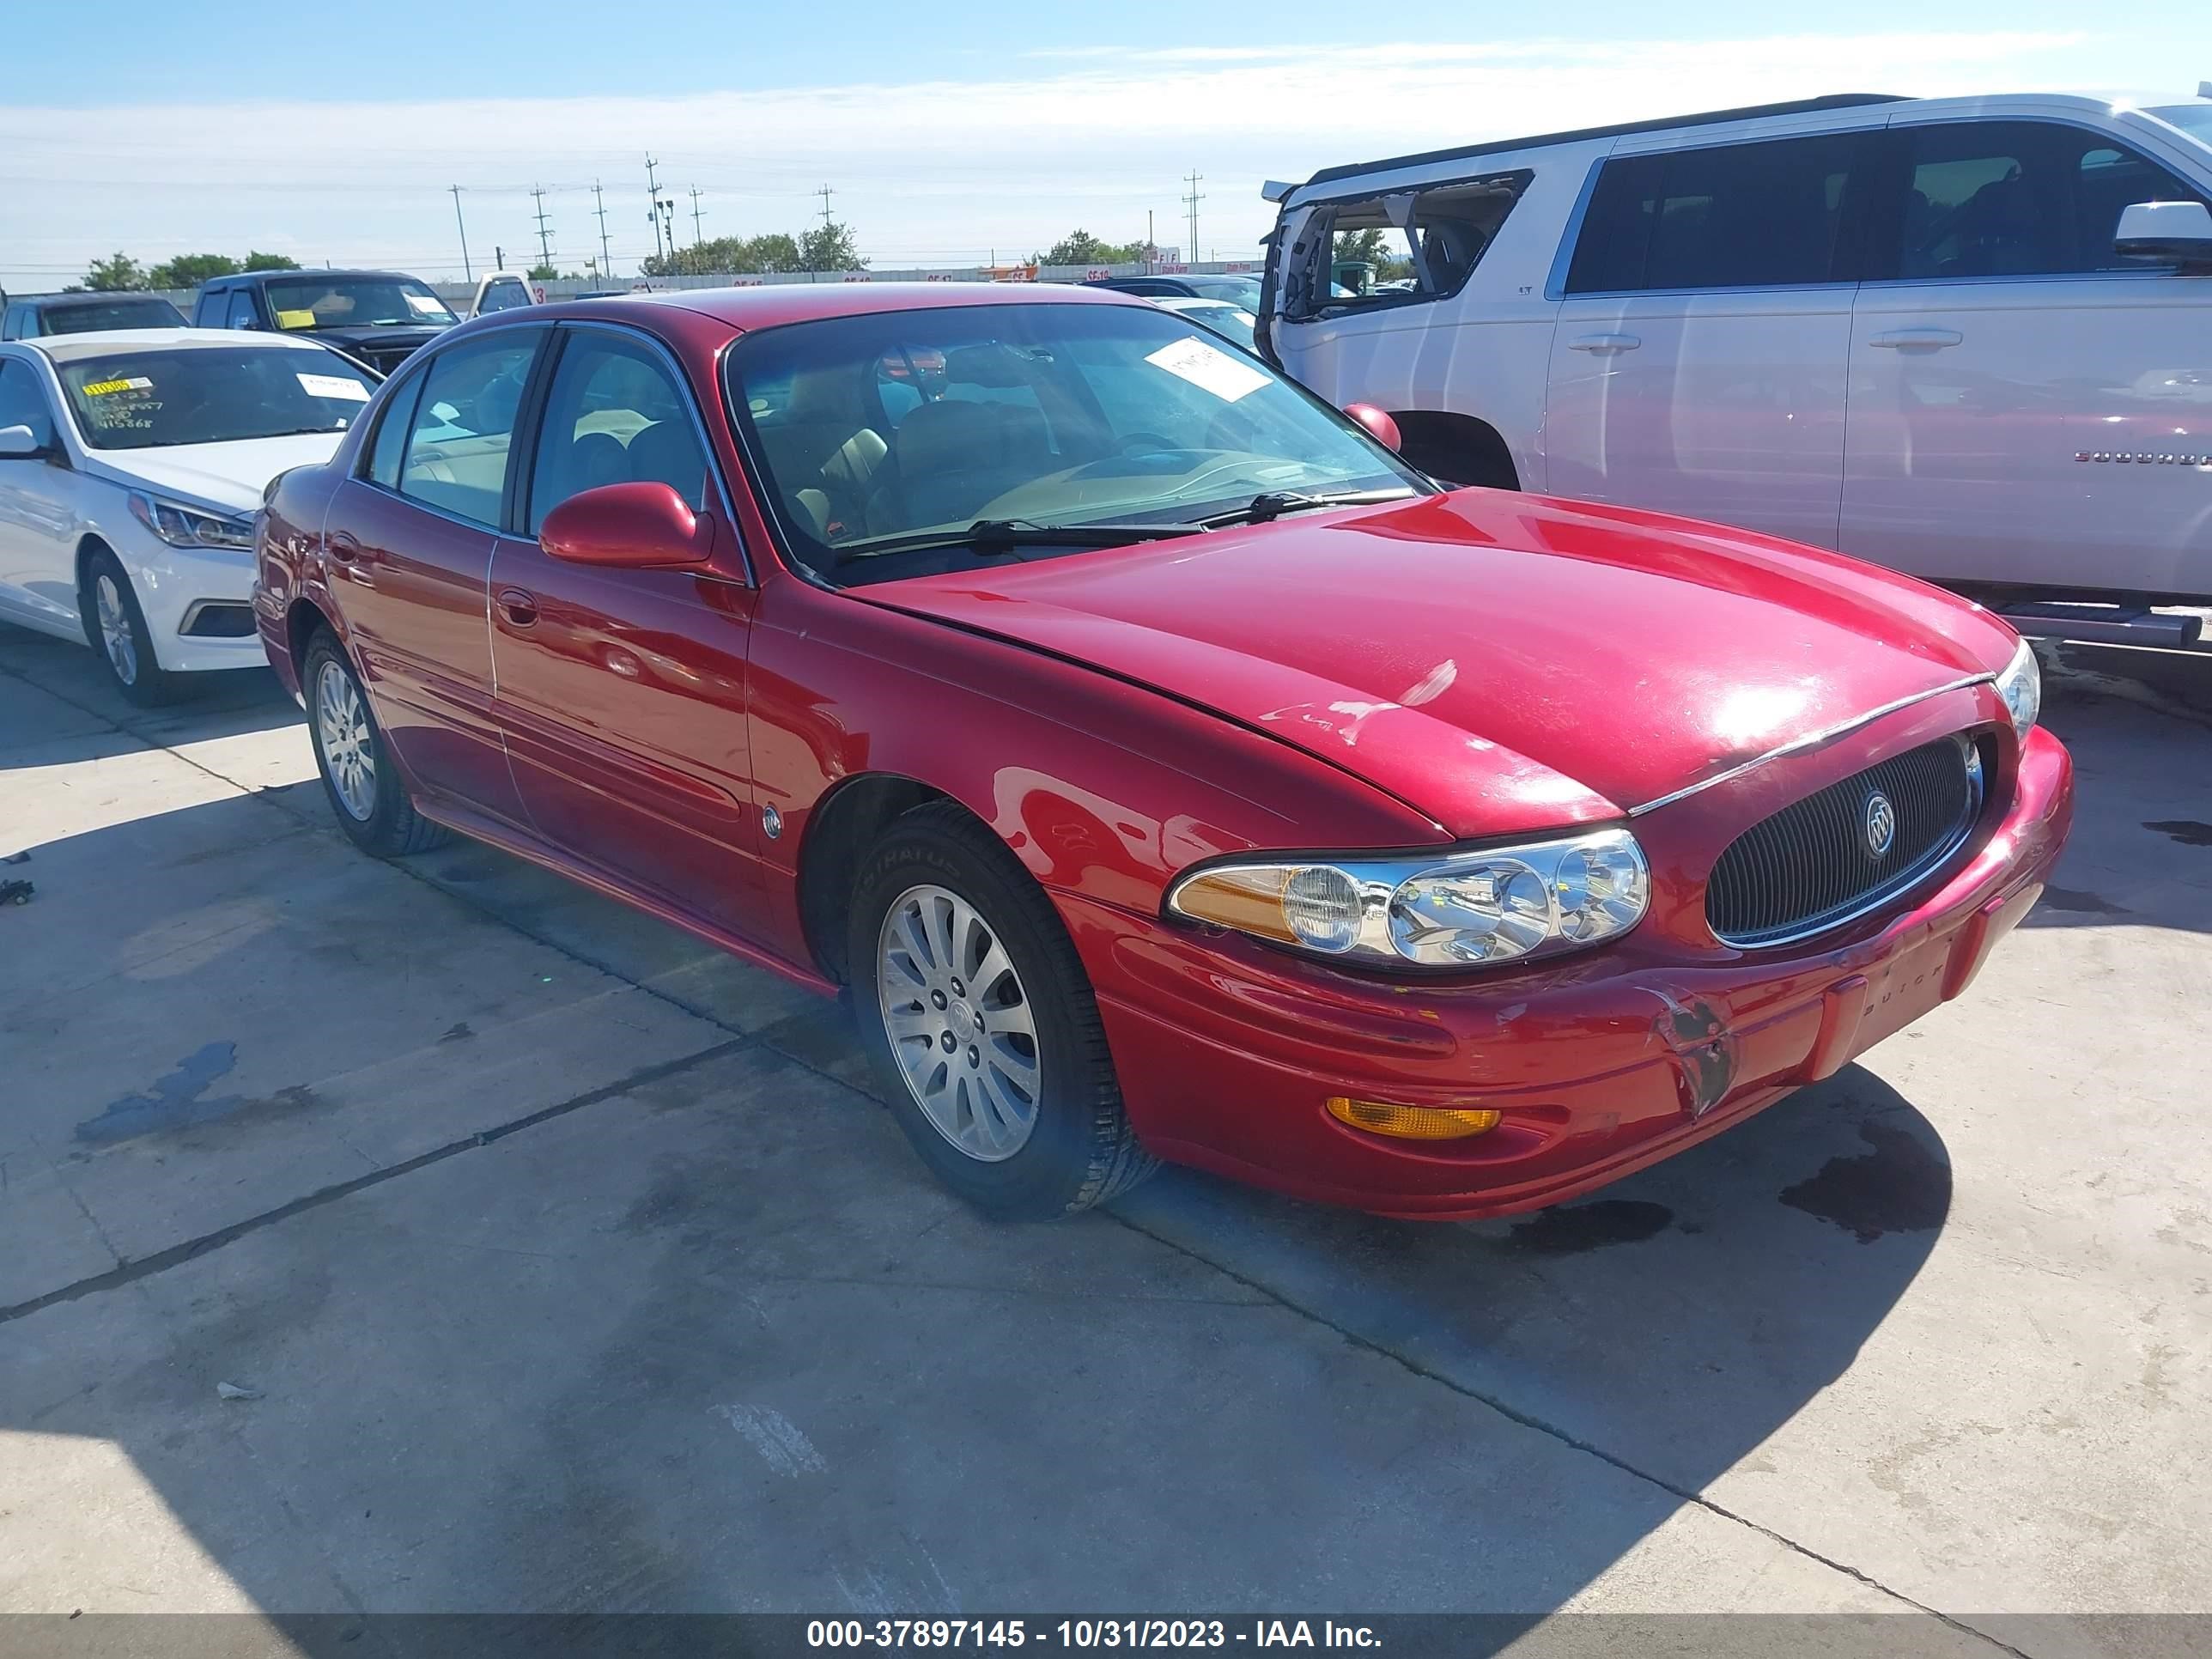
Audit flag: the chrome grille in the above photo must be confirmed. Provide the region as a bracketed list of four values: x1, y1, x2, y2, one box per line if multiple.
[1705, 735, 1983, 947]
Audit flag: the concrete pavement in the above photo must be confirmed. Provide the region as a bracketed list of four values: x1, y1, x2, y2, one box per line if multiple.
[2, 624, 2209, 1649]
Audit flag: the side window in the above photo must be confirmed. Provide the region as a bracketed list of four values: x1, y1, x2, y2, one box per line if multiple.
[1288, 173, 1528, 319]
[526, 331, 710, 533]
[364, 364, 429, 488]
[191, 289, 222, 328]
[2075, 141, 2207, 270]
[226, 290, 259, 331]
[478, 278, 532, 314]
[1566, 132, 1863, 293]
[0, 359, 54, 443]
[395, 332, 542, 527]
[0, 307, 20, 341]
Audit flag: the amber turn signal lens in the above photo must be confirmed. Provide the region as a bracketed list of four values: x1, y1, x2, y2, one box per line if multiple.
[1326, 1097, 1503, 1139]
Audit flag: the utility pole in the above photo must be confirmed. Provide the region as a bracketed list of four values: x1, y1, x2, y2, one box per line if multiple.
[644, 155, 665, 261]
[448, 185, 472, 282]
[530, 185, 554, 270]
[689, 186, 705, 247]
[817, 184, 836, 228]
[592, 181, 613, 279]
[1146, 210, 1154, 270]
[1182, 171, 1203, 266]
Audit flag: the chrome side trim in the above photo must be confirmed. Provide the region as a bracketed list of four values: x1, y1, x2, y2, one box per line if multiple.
[1626, 673, 1992, 817]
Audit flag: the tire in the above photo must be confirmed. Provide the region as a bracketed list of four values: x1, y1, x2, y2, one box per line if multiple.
[301, 629, 450, 858]
[848, 800, 1156, 1219]
[80, 548, 185, 707]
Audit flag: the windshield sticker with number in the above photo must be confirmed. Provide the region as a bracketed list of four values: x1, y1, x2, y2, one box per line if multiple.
[405, 293, 448, 316]
[274, 308, 317, 329]
[80, 376, 155, 397]
[1143, 337, 1270, 403]
[297, 373, 370, 401]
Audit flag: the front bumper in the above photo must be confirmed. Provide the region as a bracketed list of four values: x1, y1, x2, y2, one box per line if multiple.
[1078, 725, 2073, 1220]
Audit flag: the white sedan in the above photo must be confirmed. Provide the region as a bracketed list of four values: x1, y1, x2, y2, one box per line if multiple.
[0, 328, 379, 703]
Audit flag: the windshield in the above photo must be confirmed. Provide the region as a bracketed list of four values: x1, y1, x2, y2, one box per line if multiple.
[2149, 105, 2212, 141]
[726, 301, 1425, 587]
[41, 297, 186, 336]
[264, 276, 457, 331]
[1187, 276, 1263, 307]
[1158, 300, 1258, 351]
[59, 345, 378, 450]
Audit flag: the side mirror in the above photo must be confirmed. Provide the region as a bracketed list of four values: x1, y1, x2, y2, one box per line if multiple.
[1344, 403, 1403, 453]
[2115, 200, 2212, 268]
[0, 423, 41, 459]
[538, 481, 714, 569]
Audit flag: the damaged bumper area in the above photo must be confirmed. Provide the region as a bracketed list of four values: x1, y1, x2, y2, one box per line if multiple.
[1075, 726, 2073, 1220]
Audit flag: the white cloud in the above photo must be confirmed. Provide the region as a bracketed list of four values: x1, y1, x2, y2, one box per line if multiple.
[0, 30, 2103, 288]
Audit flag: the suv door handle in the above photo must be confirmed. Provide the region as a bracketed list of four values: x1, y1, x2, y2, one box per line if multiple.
[1868, 327, 1964, 350]
[496, 586, 538, 628]
[1568, 332, 1641, 356]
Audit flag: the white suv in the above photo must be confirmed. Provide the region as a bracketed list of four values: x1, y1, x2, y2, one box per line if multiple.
[1258, 91, 2212, 643]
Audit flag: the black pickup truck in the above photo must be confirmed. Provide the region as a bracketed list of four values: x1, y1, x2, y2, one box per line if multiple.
[192, 269, 457, 376]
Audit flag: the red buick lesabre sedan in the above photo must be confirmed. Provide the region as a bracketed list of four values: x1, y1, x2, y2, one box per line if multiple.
[254, 284, 2072, 1220]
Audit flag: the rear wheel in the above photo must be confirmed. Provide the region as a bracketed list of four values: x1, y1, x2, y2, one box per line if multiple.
[80, 549, 185, 707]
[301, 630, 450, 858]
[849, 801, 1156, 1218]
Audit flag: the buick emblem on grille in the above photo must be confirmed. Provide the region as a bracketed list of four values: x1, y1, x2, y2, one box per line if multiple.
[1863, 791, 1897, 860]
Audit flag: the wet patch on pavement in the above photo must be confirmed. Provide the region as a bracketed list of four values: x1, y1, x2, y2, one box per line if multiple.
[2040, 885, 2129, 915]
[1504, 1199, 1675, 1255]
[75, 1042, 321, 1146]
[1779, 1121, 1950, 1244]
[2143, 819, 2212, 847]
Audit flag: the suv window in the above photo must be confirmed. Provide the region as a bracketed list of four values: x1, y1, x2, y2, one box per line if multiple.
[526, 330, 710, 532]
[0, 359, 53, 443]
[1566, 131, 1866, 293]
[1288, 173, 1528, 319]
[1876, 120, 2210, 280]
[393, 332, 542, 527]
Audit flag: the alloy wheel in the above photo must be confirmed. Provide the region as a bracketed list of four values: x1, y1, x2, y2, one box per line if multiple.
[94, 574, 137, 686]
[875, 883, 1042, 1161]
[315, 660, 377, 822]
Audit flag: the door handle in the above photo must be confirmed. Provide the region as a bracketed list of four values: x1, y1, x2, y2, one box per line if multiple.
[327, 531, 362, 562]
[495, 586, 538, 628]
[1868, 327, 1964, 350]
[1569, 332, 1641, 356]
[326, 531, 372, 586]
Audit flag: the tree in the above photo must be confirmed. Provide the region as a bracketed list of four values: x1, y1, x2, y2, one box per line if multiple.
[85, 252, 145, 291]
[145, 252, 240, 289]
[798, 222, 865, 272]
[1036, 229, 1143, 267]
[641, 231, 810, 278]
[243, 251, 301, 271]
[1332, 228, 1393, 267]
[526, 262, 560, 282]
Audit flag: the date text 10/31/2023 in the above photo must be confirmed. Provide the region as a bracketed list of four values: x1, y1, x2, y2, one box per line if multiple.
[806, 1620, 1381, 1649]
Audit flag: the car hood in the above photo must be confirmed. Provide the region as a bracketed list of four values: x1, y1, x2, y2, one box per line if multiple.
[85, 433, 349, 518]
[308, 324, 449, 350]
[869, 490, 2016, 838]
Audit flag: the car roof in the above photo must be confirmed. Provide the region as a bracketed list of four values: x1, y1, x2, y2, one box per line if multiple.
[210, 269, 423, 287]
[1300, 92, 1909, 188]
[21, 292, 180, 308]
[22, 327, 338, 362]
[539, 280, 1146, 332]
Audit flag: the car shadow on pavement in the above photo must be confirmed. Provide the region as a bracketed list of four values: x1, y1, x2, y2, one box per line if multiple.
[0, 624, 301, 774]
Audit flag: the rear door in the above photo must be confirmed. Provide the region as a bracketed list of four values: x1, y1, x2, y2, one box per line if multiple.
[489, 322, 763, 935]
[1840, 116, 2212, 595]
[325, 326, 546, 822]
[1545, 122, 1883, 549]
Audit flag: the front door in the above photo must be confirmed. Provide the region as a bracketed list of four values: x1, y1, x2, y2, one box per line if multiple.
[489, 324, 763, 937]
[326, 326, 544, 822]
[1542, 125, 1879, 550]
[0, 356, 82, 635]
[1841, 118, 2212, 595]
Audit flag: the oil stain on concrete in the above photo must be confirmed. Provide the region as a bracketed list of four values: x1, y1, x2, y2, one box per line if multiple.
[1504, 1199, 1675, 1255]
[2041, 885, 2129, 915]
[75, 1042, 319, 1146]
[1779, 1121, 1950, 1244]
[2144, 819, 2212, 848]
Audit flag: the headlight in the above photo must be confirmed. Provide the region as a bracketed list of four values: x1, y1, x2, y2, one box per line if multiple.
[1167, 827, 1650, 969]
[128, 491, 255, 551]
[1995, 636, 2040, 740]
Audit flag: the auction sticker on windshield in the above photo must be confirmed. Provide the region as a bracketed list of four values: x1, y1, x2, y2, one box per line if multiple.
[1144, 337, 1269, 404]
[81, 376, 154, 396]
[406, 293, 447, 316]
[298, 373, 371, 401]
[274, 309, 318, 329]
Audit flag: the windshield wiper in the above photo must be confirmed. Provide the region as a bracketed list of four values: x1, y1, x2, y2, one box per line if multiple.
[1193, 489, 1417, 529]
[831, 518, 1203, 566]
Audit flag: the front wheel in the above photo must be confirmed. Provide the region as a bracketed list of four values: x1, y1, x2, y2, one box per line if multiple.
[81, 549, 185, 707]
[849, 802, 1156, 1219]
[301, 630, 450, 858]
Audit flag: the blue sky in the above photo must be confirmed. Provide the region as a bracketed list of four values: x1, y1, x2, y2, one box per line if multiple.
[6, 4, 2209, 289]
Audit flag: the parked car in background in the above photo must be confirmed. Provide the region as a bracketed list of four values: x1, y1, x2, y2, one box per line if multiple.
[1260, 90, 2212, 643]
[467, 272, 538, 318]
[1153, 295, 1260, 352]
[0, 329, 379, 702]
[258, 283, 2068, 1223]
[3, 292, 188, 340]
[193, 269, 458, 378]
[1086, 273, 1263, 308]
